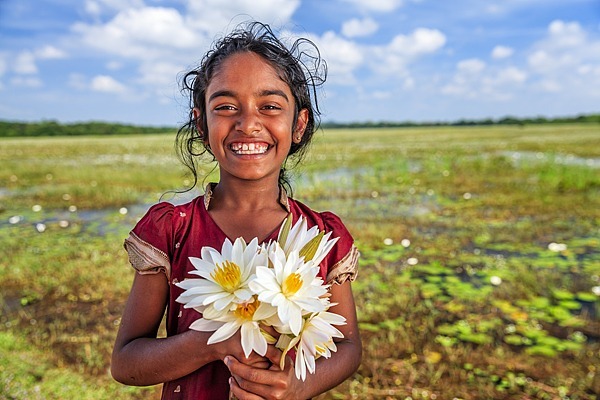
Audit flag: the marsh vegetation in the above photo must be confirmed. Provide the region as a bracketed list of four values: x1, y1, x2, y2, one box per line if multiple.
[1, 124, 599, 399]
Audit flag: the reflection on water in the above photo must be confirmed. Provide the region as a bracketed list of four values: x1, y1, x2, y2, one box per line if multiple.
[501, 151, 600, 168]
[1, 188, 202, 236]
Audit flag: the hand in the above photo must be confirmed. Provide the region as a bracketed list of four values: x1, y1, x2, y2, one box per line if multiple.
[207, 330, 269, 369]
[225, 345, 303, 400]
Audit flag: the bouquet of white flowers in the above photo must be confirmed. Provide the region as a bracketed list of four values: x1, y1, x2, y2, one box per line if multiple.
[175, 214, 346, 381]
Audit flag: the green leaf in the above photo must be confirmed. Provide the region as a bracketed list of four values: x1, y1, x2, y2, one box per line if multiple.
[277, 213, 293, 249]
[299, 231, 325, 261]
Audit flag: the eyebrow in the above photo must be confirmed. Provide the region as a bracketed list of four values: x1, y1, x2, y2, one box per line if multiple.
[259, 89, 289, 102]
[208, 89, 289, 103]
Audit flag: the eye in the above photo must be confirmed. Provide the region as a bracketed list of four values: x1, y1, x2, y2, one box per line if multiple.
[214, 104, 237, 113]
[261, 104, 282, 112]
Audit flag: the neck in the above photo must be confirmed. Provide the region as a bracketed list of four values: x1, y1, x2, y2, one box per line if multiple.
[211, 175, 282, 212]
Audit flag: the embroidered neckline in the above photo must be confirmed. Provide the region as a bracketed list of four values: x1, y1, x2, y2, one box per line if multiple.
[203, 183, 291, 212]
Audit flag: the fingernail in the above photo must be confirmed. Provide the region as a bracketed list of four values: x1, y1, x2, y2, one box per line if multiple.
[224, 356, 230, 365]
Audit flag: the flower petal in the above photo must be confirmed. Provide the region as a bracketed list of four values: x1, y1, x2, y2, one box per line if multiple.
[189, 318, 224, 332]
[241, 322, 266, 357]
[208, 321, 241, 344]
[234, 288, 254, 302]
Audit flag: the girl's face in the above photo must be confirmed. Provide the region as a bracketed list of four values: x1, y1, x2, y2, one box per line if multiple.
[198, 51, 308, 184]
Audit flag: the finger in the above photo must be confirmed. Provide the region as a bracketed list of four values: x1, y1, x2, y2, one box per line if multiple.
[259, 324, 279, 339]
[231, 367, 289, 400]
[249, 360, 271, 369]
[225, 356, 271, 385]
[225, 353, 269, 369]
[263, 345, 294, 372]
[229, 376, 264, 400]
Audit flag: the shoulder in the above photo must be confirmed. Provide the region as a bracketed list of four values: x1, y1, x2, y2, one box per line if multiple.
[142, 201, 176, 222]
[129, 196, 206, 250]
[124, 197, 205, 279]
[288, 198, 359, 285]
[135, 197, 203, 229]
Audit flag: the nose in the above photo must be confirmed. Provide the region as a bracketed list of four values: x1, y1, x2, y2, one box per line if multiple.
[235, 108, 262, 135]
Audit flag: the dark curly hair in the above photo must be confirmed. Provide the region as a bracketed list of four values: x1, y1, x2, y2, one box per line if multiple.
[175, 21, 327, 194]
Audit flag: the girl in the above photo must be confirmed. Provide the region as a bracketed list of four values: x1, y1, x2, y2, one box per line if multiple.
[111, 22, 362, 400]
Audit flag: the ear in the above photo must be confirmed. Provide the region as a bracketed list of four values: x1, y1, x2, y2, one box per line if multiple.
[292, 109, 309, 144]
[192, 107, 206, 141]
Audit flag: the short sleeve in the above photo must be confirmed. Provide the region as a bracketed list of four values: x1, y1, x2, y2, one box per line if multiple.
[123, 202, 174, 279]
[321, 211, 359, 286]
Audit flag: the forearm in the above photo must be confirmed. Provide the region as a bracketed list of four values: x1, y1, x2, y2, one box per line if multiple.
[298, 338, 362, 399]
[111, 329, 217, 386]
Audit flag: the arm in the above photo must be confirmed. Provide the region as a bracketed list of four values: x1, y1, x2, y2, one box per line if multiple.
[226, 280, 362, 399]
[111, 272, 268, 386]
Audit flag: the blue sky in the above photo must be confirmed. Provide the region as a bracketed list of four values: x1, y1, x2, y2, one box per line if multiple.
[1, 0, 599, 126]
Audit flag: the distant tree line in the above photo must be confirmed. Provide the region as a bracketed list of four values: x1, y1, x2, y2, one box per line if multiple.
[0, 113, 598, 137]
[0, 120, 175, 137]
[321, 113, 600, 129]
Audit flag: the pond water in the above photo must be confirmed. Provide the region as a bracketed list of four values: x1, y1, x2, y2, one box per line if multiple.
[1, 189, 201, 235]
[500, 151, 600, 168]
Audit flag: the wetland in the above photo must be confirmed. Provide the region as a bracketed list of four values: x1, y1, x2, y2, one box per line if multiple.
[1, 124, 599, 399]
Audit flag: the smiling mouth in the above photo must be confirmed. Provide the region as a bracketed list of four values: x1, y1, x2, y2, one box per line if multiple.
[230, 142, 270, 155]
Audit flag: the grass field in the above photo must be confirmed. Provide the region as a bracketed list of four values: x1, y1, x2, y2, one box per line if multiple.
[1, 124, 599, 399]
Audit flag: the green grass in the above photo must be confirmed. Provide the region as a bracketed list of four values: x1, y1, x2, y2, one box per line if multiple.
[1, 124, 599, 399]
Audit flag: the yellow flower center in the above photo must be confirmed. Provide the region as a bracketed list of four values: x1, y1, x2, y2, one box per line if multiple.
[211, 260, 241, 292]
[315, 344, 327, 356]
[234, 297, 260, 321]
[282, 273, 303, 297]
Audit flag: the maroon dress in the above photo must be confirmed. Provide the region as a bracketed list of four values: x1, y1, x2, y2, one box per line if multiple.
[123, 186, 359, 399]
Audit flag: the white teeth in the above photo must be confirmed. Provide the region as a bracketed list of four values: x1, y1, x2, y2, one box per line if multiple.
[230, 142, 268, 155]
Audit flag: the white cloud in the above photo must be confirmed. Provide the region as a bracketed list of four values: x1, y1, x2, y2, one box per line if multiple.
[342, 18, 379, 38]
[185, 0, 300, 34]
[372, 28, 446, 76]
[35, 45, 68, 59]
[527, 20, 600, 94]
[72, 7, 200, 60]
[340, 0, 403, 12]
[137, 61, 183, 87]
[14, 51, 38, 74]
[491, 45, 513, 59]
[492, 67, 527, 84]
[11, 76, 43, 88]
[372, 90, 392, 99]
[84, 0, 145, 17]
[388, 28, 447, 56]
[309, 31, 364, 84]
[538, 79, 561, 92]
[547, 20, 586, 47]
[91, 75, 127, 93]
[442, 19, 599, 103]
[458, 58, 486, 74]
[106, 61, 123, 71]
[68, 73, 87, 90]
[442, 60, 526, 100]
[71, 1, 301, 96]
[85, 0, 102, 17]
[0, 56, 7, 77]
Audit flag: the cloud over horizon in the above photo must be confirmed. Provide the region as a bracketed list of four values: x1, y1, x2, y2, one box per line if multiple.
[0, 0, 599, 125]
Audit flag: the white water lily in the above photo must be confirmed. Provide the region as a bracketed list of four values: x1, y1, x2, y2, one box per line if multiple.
[176, 237, 266, 312]
[175, 214, 346, 379]
[249, 243, 328, 336]
[189, 296, 277, 358]
[277, 215, 339, 267]
[277, 310, 346, 381]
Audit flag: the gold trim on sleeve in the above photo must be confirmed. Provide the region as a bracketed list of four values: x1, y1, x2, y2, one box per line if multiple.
[124, 232, 172, 279]
[326, 245, 359, 285]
